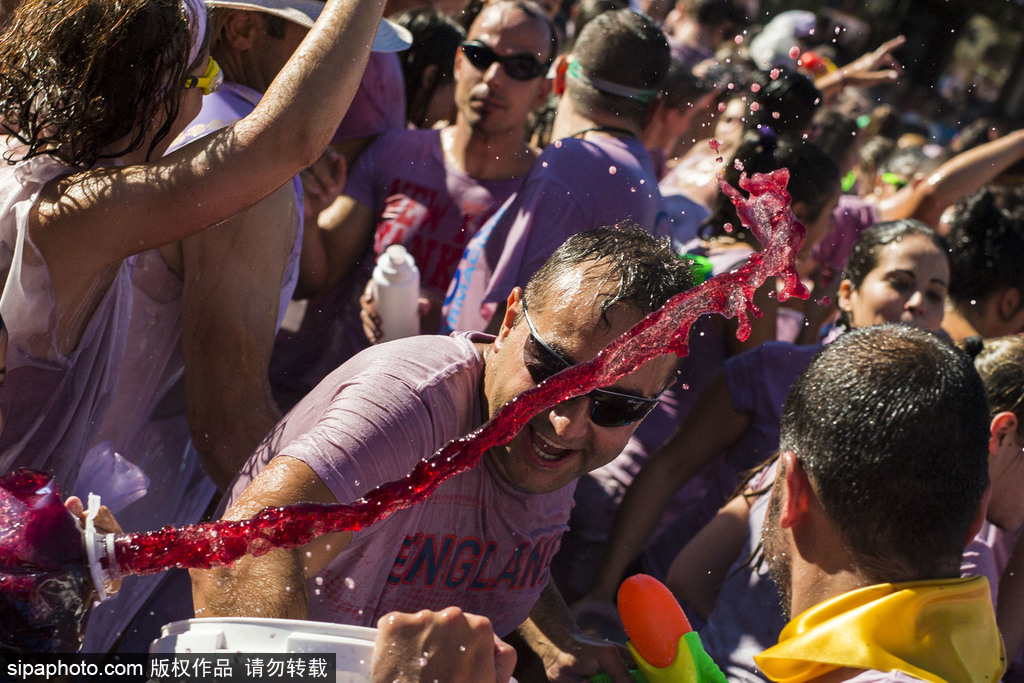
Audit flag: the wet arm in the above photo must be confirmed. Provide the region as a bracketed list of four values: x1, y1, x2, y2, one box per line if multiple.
[191, 455, 350, 619]
[180, 183, 295, 490]
[665, 491, 752, 621]
[881, 128, 1024, 231]
[35, 0, 387, 273]
[518, 582, 633, 683]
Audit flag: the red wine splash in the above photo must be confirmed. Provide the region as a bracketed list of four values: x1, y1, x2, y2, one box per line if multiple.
[0, 470, 94, 652]
[112, 168, 807, 576]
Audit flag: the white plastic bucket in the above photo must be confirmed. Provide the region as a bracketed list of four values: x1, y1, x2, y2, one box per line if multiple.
[151, 617, 376, 682]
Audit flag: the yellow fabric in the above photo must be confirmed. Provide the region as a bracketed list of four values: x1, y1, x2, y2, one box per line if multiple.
[754, 576, 1005, 683]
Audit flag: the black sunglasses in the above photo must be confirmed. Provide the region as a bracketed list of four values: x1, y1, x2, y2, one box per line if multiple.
[460, 41, 548, 81]
[521, 302, 661, 428]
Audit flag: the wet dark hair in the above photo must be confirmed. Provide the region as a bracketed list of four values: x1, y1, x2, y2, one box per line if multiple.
[987, 184, 1024, 222]
[393, 8, 465, 128]
[946, 188, 1024, 307]
[702, 131, 839, 243]
[571, 0, 625, 46]
[569, 9, 670, 128]
[856, 136, 895, 185]
[879, 145, 928, 180]
[781, 324, 990, 582]
[0, 0, 198, 167]
[524, 223, 693, 326]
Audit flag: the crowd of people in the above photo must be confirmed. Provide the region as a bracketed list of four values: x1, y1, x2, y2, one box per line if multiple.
[2, 0, 1024, 680]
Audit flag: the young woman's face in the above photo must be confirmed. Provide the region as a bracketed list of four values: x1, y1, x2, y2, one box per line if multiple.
[839, 233, 949, 331]
[713, 98, 746, 146]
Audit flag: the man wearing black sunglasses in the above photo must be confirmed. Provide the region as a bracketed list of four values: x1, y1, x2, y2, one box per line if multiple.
[194, 226, 690, 683]
[275, 0, 555, 409]
[444, 9, 672, 336]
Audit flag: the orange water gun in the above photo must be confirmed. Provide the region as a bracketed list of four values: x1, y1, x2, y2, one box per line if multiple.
[591, 574, 728, 683]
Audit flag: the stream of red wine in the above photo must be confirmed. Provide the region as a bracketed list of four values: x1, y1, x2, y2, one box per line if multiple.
[111, 168, 806, 576]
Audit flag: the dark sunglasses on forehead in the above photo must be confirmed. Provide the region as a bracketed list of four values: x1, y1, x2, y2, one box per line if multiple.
[521, 302, 662, 429]
[460, 41, 549, 81]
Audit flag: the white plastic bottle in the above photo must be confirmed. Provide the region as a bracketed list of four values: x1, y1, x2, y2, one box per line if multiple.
[372, 244, 421, 343]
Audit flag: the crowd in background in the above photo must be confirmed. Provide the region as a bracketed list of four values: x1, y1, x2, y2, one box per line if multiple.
[2, 0, 1024, 680]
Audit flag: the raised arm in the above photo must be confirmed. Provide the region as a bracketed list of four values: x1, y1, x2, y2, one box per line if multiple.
[814, 36, 905, 102]
[585, 372, 751, 604]
[35, 0, 386, 279]
[190, 455, 350, 619]
[178, 183, 296, 490]
[880, 128, 1024, 231]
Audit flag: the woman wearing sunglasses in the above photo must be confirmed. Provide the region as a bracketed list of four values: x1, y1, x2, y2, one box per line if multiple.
[0, 0, 385, 491]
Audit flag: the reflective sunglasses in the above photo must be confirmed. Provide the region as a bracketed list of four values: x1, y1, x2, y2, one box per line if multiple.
[184, 58, 223, 96]
[521, 302, 662, 428]
[460, 41, 548, 81]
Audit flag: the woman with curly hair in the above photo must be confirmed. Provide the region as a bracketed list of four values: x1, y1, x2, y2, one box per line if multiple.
[0, 0, 386, 491]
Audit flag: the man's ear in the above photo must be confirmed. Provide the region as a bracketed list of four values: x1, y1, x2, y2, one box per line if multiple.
[778, 451, 812, 529]
[990, 411, 1020, 455]
[420, 63, 439, 90]
[220, 10, 262, 51]
[552, 54, 569, 97]
[997, 287, 1022, 321]
[494, 287, 523, 351]
[837, 279, 855, 314]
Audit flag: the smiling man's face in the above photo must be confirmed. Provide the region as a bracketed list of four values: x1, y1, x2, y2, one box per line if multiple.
[482, 265, 677, 495]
